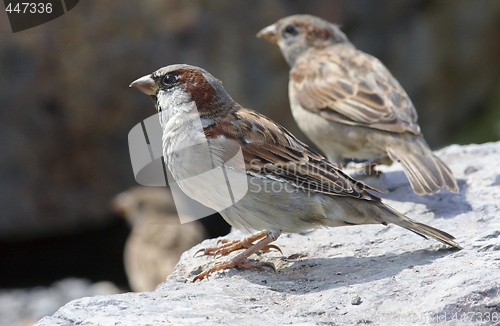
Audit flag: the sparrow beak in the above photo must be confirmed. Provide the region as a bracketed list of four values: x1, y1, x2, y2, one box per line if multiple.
[256, 24, 278, 44]
[129, 74, 158, 96]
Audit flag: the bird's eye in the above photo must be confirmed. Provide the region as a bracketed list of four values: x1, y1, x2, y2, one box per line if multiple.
[161, 74, 179, 87]
[283, 24, 299, 37]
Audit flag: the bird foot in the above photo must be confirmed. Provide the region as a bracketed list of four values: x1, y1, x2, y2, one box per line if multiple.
[193, 258, 276, 282]
[192, 230, 281, 282]
[194, 230, 282, 258]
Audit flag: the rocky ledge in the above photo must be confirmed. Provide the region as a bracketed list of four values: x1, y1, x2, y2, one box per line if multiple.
[36, 142, 500, 325]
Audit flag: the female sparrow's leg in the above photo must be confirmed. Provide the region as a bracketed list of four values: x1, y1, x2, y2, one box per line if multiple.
[193, 230, 281, 282]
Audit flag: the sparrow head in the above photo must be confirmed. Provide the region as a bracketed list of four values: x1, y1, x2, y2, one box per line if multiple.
[257, 14, 349, 66]
[130, 64, 237, 116]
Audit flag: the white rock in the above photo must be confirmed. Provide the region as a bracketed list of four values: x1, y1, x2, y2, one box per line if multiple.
[36, 142, 500, 326]
[0, 279, 119, 326]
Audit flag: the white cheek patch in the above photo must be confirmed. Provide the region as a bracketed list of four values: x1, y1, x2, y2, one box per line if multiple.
[157, 90, 206, 150]
[158, 89, 191, 112]
[157, 88, 199, 127]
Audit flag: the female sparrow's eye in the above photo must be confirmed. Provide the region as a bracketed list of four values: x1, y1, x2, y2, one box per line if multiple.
[162, 74, 179, 87]
[283, 25, 299, 37]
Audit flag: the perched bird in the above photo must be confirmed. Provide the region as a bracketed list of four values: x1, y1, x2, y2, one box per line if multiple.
[130, 64, 461, 281]
[112, 186, 206, 291]
[257, 14, 458, 195]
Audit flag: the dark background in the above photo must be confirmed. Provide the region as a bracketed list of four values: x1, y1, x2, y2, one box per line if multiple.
[0, 0, 499, 289]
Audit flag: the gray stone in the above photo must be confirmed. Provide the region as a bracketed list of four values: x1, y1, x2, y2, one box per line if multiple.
[0, 278, 119, 326]
[36, 142, 500, 325]
[351, 295, 362, 306]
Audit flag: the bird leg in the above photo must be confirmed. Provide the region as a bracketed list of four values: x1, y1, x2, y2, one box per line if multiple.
[193, 230, 281, 282]
[194, 230, 282, 258]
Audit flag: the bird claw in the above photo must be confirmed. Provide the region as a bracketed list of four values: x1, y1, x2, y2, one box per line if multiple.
[193, 239, 239, 257]
[192, 241, 238, 258]
[192, 259, 276, 282]
[216, 238, 230, 245]
[194, 242, 283, 258]
[257, 261, 277, 273]
[191, 231, 281, 282]
[261, 244, 283, 255]
[193, 248, 207, 258]
[193, 231, 276, 259]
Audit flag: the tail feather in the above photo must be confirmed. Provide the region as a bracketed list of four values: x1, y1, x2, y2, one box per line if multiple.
[332, 198, 462, 249]
[386, 138, 458, 195]
[435, 156, 459, 192]
[375, 203, 462, 249]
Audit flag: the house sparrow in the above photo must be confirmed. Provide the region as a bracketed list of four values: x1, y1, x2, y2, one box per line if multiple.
[130, 64, 461, 281]
[257, 14, 458, 195]
[112, 186, 206, 291]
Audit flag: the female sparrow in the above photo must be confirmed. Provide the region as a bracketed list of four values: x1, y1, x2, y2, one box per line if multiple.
[130, 64, 460, 281]
[257, 15, 458, 196]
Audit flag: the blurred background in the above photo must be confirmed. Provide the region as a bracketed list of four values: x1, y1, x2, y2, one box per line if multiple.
[0, 0, 499, 324]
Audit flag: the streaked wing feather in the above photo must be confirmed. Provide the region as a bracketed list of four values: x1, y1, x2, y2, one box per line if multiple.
[291, 45, 420, 134]
[203, 109, 381, 200]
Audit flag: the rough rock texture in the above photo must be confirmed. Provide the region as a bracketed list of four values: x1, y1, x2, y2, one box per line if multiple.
[0, 278, 119, 326]
[36, 142, 500, 325]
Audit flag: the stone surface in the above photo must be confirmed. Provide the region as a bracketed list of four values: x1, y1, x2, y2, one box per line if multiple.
[0, 278, 119, 326]
[35, 142, 500, 325]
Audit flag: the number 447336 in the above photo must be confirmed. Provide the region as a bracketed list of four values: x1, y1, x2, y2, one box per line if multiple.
[6, 2, 53, 14]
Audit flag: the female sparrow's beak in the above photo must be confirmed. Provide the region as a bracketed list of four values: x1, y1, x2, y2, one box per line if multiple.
[256, 24, 278, 44]
[129, 75, 158, 96]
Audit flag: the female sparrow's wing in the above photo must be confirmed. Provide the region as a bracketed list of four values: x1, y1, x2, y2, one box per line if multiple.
[204, 107, 382, 201]
[290, 45, 421, 135]
[290, 46, 458, 195]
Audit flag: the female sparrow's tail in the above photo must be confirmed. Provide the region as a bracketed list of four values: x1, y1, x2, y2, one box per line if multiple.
[386, 136, 458, 195]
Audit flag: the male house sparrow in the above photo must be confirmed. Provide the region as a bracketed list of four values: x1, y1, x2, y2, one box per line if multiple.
[257, 15, 458, 195]
[130, 64, 461, 281]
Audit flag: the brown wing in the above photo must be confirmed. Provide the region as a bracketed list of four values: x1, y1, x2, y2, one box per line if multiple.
[290, 44, 420, 134]
[203, 108, 380, 201]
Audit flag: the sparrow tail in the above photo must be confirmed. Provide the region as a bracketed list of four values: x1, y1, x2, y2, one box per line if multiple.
[376, 203, 462, 249]
[386, 138, 458, 195]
